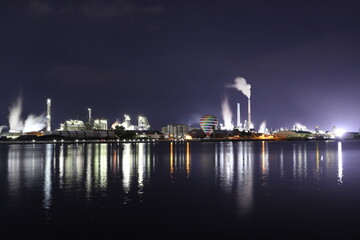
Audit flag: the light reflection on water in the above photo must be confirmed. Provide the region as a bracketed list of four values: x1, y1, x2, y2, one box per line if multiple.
[169, 142, 191, 179]
[1, 141, 351, 218]
[215, 141, 255, 217]
[338, 142, 343, 184]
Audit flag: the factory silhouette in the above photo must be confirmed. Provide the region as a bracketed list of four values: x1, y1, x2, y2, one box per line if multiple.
[0, 77, 359, 142]
[1, 93, 359, 142]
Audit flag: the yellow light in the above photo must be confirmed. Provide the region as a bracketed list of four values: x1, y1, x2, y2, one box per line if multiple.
[185, 135, 192, 140]
[186, 142, 190, 178]
[258, 134, 274, 140]
[170, 142, 174, 176]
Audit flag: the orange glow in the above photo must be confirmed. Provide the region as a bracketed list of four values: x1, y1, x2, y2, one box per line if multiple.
[113, 149, 117, 172]
[258, 134, 274, 140]
[186, 142, 190, 178]
[185, 135, 192, 140]
[170, 142, 174, 176]
[24, 131, 43, 136]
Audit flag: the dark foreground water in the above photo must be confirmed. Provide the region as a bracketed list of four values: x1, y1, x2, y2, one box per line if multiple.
[1, 140, 360, 239]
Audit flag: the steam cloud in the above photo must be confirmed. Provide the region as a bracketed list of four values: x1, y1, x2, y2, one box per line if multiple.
[8, 96, 24, 131]
[111, 119, 121, 129]
[8, 95, 46, 133]
[227, 77, 251, 99]
[23, 114, 46, 133]
[221, 95, 233, 130]
[258, 121, 267, 134]
[0, 125, 7, 133]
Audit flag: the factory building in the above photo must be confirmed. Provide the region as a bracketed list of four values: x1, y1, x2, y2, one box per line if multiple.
[161, 124, 192, 139]
[59, 119, 108, 131]
[138, 116, 150, 130]
[60, 120, 86, 131]
[112, 114, 151, 131]
[273, 130, 313, 140]
[93, 119, 108, 130]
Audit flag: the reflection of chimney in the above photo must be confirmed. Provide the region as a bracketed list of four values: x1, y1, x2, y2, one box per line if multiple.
[237, 103, 240, 128]
[46, 98, 51, 132]
[248, 98, 251, 127]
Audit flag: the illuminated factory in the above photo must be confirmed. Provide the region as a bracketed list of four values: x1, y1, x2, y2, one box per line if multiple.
[1, 96, 360, 141]
[58, 108, 108, 131]
[111, 114, 151, 131]
[161, 124, 195, 139]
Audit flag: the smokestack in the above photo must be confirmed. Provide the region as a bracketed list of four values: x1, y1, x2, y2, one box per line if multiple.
[237, 102, 240, 128]
[88, 108, 92, 123]
[248, 98, 251, 129]
[46, 98, 51, 132]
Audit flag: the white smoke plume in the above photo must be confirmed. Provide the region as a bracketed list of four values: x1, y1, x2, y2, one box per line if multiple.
[0, 125, 7, 133]
[293, 122, 307, 131]
[8, 95, 46, 133]
[111, 119, 121, 129]
[23, 114, 46, 133]
[258, 121, 267, 134]
[221, 95, 233, 130]
[8, 96, 24, 132]
[227, 77, 251, 99]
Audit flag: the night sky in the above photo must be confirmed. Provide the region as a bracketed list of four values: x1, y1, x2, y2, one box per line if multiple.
[1, 0, 359, 131]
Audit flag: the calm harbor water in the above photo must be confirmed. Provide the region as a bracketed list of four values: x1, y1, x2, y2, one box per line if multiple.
[1, 140, 360, 238]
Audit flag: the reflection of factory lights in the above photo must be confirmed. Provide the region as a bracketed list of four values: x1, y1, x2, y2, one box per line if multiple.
[43, 144, 53, 210]
[217, 142, 234, 192]
[99, 144, 108, 189]
[170, 142, 174, 176]
[261, 141, 268, 179]
[316, 142, 320, 174]
[138, 143, 145, 189]
[338, 142, 343, 184]
[122, 144, 132, 193]
[262, 141, 265, 173]
[186, 142, 190, 178]
[86, 144, 93, 193]
[280, 147, 284, 179]
[59, 145, 64, 182]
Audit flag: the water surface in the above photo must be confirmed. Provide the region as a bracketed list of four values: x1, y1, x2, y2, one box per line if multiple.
[1, 141, 359, 239]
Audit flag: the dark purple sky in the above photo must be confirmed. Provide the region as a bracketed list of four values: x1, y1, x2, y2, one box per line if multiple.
[1, 0, 360, 131]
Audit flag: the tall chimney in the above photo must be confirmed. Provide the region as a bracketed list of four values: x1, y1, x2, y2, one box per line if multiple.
[88, 108, 92, 123]
[248, 98, 251, 129]
[237, 102, 240, 128]
[46, 98, 51, 132]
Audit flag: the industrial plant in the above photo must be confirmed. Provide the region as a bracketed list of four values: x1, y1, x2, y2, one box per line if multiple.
[111, 114, 150, 131]
[0, 76, 359, 142]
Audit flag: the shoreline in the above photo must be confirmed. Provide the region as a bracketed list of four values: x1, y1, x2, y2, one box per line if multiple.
[0, 138, 348, 145]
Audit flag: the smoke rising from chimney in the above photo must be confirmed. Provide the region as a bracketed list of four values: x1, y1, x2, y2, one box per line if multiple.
[8, 95, 46, 133]
[221, 94, 233, 130]
[227, 77, 251, 99]
[8, 96, 24, 132]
